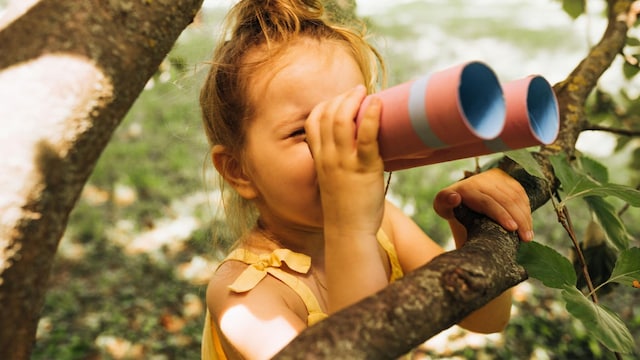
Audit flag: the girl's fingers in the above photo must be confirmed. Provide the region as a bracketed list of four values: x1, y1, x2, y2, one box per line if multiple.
[332, 85, 367, 153]
[304, 105, 323, 157]
[433, 190, 462, 220]
[356, 96, 382, 166]
[490, 176, 533, 239]
[474, 190, 533, 241]
[305, 85, 370, 165]
[434, 169, 534, 242]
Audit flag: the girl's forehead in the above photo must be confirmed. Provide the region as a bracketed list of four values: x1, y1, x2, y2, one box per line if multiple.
[247, 37, 348, 75]
[241, 38, 364, 124]
[245, 37, 358, 96]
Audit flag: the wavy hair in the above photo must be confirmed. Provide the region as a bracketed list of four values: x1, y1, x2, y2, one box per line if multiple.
[200, 0, 386, 240]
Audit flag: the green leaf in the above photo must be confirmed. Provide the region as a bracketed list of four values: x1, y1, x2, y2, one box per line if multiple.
[584, 197, 631, 251]
[627, 37, 640, 46]
[517, 241, 576, 288]
[550, 154, 640, 206]
[574, 183, 640, 206]
[562, 285, 635, 353]
[608, 247, 640, 287]
[505, 149, 546, 179]
[549, 153, 581, 191]
[562, 0, 586, 19]
[579, 156, 608, 183]
[573, 230, 619, 295]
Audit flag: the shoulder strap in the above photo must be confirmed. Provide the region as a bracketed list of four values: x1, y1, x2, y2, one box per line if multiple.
[202, 309, 225, 360]
[376, 229, 404, 282]
[223, 248, 328, 326]
[216, 230, 402, 327]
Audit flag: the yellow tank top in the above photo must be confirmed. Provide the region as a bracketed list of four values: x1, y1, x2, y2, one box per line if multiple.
[201, 229, 404, 359]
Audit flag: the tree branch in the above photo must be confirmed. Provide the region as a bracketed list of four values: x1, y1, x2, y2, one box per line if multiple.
[546, 0, 635, 157]
[582, 124, 640, 137]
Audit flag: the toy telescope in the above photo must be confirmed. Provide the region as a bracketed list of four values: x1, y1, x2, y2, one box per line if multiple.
[355, 61, 559, 171]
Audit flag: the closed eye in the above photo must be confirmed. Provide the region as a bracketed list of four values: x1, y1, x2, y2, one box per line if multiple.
[289, 128, 306, 139]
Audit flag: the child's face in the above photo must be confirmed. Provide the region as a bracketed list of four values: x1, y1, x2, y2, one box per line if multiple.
[241, 37, 365, 230]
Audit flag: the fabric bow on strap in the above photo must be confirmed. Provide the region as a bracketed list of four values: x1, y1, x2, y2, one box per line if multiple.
[226, 248, 311, 293]
[220, 247, 327, 326]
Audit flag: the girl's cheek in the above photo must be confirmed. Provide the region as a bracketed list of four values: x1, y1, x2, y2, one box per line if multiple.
[298, 142, 315, 163]
[285, 145, 316, 180]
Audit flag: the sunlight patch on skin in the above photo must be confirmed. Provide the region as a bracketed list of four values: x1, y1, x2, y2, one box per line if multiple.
[220, 304, 298, 360]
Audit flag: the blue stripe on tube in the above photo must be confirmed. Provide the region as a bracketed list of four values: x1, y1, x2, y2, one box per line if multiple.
[408, 75, 448, 149]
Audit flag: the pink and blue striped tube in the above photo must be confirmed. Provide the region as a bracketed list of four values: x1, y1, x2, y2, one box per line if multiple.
[356, 61, 506, 163]
[382, 75, 559, 171]
[354, 61, 560, 171]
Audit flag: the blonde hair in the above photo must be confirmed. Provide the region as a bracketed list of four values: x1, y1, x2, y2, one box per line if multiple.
[200, 0, 386, 240]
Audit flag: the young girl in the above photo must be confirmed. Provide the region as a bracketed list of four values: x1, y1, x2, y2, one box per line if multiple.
[200, 1, 534, 359]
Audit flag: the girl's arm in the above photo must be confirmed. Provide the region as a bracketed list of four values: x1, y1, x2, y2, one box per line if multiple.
[442, 169, 532, 332]
[390, 168, 533, 333]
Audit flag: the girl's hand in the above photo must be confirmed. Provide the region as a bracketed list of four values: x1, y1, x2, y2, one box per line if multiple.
[305, 85, 388, 312]
[304, 85, 385, 236]
[433, 168, 534, 243]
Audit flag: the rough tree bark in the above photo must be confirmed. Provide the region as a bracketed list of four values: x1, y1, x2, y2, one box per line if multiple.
[275, 0, 636, 358]
[0, 0, 203, 358]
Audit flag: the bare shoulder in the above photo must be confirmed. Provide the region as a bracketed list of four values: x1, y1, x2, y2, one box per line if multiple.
[206, 260, 247, 315]
[206, 259, 308, 359]
[206, 260, 306, 322]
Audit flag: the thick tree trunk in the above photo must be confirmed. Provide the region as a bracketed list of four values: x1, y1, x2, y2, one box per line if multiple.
[0, 0, 203, 358]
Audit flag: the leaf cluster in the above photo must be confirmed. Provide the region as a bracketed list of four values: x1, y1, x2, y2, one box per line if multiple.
[514, 151, 640, 354]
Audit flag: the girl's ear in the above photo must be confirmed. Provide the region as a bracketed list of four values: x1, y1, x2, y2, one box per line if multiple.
[211, 145, 258, 200]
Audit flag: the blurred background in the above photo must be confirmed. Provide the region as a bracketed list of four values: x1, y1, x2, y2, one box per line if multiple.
[17, 0, 639, 359]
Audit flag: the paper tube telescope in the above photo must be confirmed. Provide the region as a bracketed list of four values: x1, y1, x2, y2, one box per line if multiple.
[355, 61, 560, 171]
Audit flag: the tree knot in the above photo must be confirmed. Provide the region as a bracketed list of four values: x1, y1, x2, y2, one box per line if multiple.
[442, 267, 488, 302]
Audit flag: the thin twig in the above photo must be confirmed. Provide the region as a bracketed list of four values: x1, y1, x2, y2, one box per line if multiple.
[554, 194, 599, 303]
[384, 171, 392, 196]
[582, 124, 640, 137]
[554, 196, 624, 360]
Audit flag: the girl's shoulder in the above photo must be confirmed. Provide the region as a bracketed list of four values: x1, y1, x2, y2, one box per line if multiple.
[206, 247, 309, 326]
[205, 250, 309, 359]
[205, 258, 247, 317]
